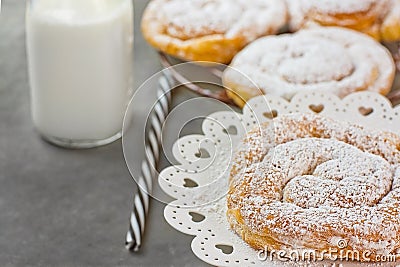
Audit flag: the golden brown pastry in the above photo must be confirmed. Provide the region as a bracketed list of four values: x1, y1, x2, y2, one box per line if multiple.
[223, 27, 395, 107]
[227, 113, 400, 262]
[141, 0, 288, 63]
[287, 0, 400, 42]
[381, 0, 400, 42]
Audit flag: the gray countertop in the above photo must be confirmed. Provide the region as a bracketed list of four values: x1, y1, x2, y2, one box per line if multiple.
[5, 1, 398, 266]
[0, 1, 210, 266]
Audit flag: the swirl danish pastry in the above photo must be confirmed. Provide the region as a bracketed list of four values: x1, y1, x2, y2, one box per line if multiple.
[227, 113, 400, 261]
[286, 0, 400, 42]
[223, 27, 395, 107]
[141, 0, 288, 63]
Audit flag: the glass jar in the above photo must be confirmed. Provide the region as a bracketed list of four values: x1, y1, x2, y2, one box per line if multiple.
[26, 0, 134, 148]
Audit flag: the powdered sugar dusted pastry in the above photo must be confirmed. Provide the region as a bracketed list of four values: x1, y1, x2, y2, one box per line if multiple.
[287, 0, 400, 42]
[227, 113, 400, 261]
[141, 0, 288, 63]
[223, 27, 395, 107]
[381, 0, 400, 42]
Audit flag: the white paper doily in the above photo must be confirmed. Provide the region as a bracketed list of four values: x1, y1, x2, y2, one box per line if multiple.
[158, 91, 400, 267]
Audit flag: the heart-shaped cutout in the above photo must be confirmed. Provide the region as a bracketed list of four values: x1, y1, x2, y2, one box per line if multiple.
[183, 178, 198, 188]
[359, 106, 374, 116]
[194, 148, 210, 159]
[222, 125, 238, 136]
[189, 212, 205, 223]
[215, 244, 234, 255]
[194, 148, 211, 159]
[263, 110, 278, 119]
[309, 104, 324, 114]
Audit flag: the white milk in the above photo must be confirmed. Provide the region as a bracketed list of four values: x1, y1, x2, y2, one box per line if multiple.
[26, 0, 133, 144]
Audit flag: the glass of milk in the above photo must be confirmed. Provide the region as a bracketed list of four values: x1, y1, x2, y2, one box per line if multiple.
[26, 0, 134, 148]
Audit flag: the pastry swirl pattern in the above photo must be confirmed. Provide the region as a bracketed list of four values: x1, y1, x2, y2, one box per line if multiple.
[141, 0, 287, 63]
[287, 0, 400, 42]
[223, 27, 395, 107]
[227, 113, 400, 261]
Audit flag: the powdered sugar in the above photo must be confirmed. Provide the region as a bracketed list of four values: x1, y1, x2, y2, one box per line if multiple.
[280, 139, 393, 209]
[381, 0, 400, 42]
[286, 0, 390, 31]
[223, 27, 395, 100]
[302, 0, 377, 14]
[228, 113, 400, 258]
[151, 0, 287, 41]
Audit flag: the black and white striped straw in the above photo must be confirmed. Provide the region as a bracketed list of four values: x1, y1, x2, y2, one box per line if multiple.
[125, 72, 173, 252]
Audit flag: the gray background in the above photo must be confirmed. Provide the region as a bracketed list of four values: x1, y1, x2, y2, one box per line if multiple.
[0, 1, 211, 266]
[3, 1, 399, 266]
